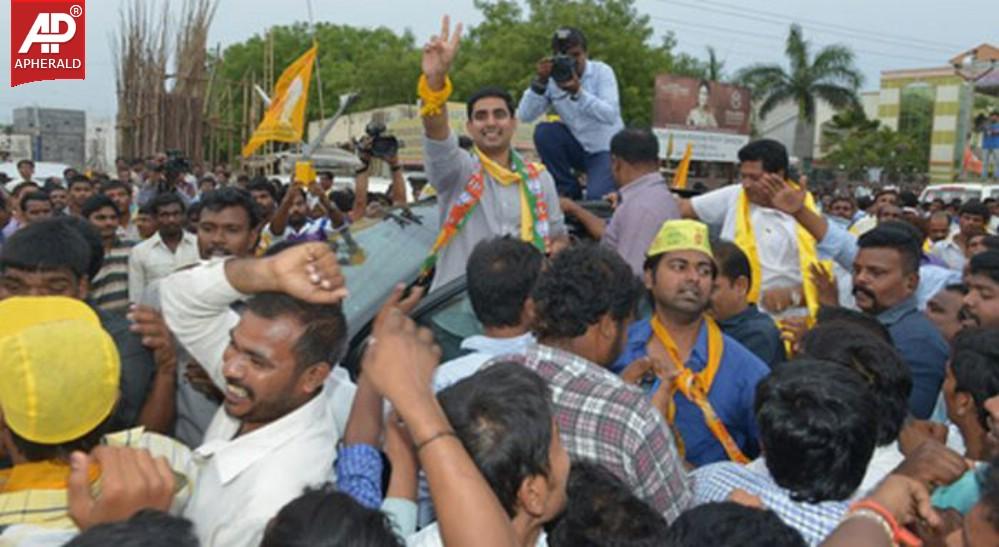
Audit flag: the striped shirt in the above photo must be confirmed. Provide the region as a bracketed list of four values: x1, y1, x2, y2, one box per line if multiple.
[0, 428, 194, 531]
[90, 239, 134, 314]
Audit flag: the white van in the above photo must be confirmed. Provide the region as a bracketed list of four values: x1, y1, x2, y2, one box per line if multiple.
[919, 183, 999, 203]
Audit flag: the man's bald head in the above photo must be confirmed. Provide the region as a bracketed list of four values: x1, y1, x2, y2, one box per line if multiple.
[928, 212, 951, 243]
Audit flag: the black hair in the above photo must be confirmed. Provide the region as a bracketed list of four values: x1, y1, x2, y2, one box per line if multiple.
[466, 236, 544, 328]
[466, 86, 516, 119]
[137, 202, 156, 216]
[532, 242, 642, 340]
[81, 194, 120, 219]
[960, 199, 991, 222]
[712, 240, 752, 286]
[248, 177, 278, 201]
[16, 158, 34, 168]
[547, 461, 668, 547]
[829, 195, 854, 208]
[11, 181, 40, 196]
[68, 175, 94, 189]
[857, 195, 873, 210]
[610, 127, 661, 166]
[737, 139, 788, 175]
[19, 191, 51, 212]
[330, 189, 355, 212]
[950, 328, 999, 431]
[244, 292, 347, 370]
[980, 235, 999, 253]
[551, 26, 587, 52]
[857, 223, 921, 275]
[56, 216, 105, 281]
[1, 218, 93, 282]
[260, 484, 403, 547]
[663, 502, 806, 547]
[438, 362, 554, 518]
[199, 187, 263, 229]
[10, 411, 114, 463]
[969, 250, 999, 285]
[899, 190, 919, 208]
[66, 510, 198, 547]
[799, 323, 911, 446]
[100, 179, 131, 195]
[755, 359, 877, 503]
[318, 171, 334, 180]
[149, 191, 186, 215]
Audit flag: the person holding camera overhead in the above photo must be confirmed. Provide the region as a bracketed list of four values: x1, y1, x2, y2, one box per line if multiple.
[517, 27, 624, 200]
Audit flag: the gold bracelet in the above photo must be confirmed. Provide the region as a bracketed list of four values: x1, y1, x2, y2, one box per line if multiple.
[843, 509, 895, 546]
[416, 430, 458, 453]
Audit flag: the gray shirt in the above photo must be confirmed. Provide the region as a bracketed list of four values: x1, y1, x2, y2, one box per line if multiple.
[602, 172, 681, 276]
[424, 133, 567, 291]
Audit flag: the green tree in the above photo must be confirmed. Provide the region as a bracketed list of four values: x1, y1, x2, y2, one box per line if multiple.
[705, 46, 724, 82]
[454, 0, 705, 125]
[735, 25, 862, 163]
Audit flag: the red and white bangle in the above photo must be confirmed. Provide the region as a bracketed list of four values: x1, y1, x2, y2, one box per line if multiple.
[846, 500, 922, 547]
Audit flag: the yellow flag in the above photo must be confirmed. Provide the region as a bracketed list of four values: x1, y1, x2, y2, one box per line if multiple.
[241, 44, 318, 158]
[672, 142, 693, 189]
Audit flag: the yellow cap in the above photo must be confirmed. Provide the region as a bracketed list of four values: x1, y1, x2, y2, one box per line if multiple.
[0, 297, 120, 444]
[647, 219, 713, 259]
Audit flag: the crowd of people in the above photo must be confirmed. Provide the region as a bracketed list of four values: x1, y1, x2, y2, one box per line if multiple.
[1, 14, 999, 547]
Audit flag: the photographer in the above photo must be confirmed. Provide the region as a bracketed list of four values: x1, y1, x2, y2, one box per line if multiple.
[517, 27, 624, 200]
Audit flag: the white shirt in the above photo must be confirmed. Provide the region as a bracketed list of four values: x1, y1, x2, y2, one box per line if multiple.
[161, 259, 356, 546]
[407, 523, 546, 547]
[691, 184, 804, 298]
[930, 236, 967, 271]
[432, 333, 535, 392]
[128, 230, 199, 302]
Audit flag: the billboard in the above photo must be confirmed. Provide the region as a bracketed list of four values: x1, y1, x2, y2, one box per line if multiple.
[653, 75, 752, 162]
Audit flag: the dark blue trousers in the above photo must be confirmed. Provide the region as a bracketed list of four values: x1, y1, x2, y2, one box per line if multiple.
[533, 121, 614, 199]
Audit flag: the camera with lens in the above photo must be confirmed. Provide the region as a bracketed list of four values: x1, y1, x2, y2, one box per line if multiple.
[550, 54, 577, 83]
[165, 149, 191, 174]
[549, 28, 580, 83]
[358, 121, 400, 160]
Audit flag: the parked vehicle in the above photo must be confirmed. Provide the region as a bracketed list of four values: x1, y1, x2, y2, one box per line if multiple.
[919, 183, 999, 203]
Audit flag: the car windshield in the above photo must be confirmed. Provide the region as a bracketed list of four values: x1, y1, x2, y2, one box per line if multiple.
[330, 200, 440, 338]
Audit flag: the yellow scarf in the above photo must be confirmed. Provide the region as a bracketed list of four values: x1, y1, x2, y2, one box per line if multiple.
[649, 315, 749, 464]
[734, 185, 821, 319]
[0, 460, 100, 493]
[475, 148, 544, 243]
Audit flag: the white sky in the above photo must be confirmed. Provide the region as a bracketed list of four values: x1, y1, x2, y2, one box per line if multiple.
[0, 0, 994, 122]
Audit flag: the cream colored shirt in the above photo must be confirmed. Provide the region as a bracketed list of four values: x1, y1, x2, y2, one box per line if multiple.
[127, 231, 199, 302]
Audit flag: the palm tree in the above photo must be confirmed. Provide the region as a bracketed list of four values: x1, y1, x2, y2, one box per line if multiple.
[706, 46, 724, 82]
[736, 25, 863, 164]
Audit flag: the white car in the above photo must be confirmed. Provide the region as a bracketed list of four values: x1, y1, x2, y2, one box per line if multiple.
[0, 160, 72, 190]
[919, 183, 999, 203]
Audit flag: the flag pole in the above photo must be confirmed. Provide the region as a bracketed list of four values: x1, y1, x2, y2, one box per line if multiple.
[306, 0, 326, 124]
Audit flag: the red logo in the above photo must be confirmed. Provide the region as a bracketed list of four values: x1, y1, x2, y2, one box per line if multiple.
[10, 0, 85, 87]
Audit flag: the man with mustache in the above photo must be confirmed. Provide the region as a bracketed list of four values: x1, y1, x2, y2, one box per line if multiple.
[852, 225, 949, 419]
[612, 220, 769, 467]
[419, 16, 567, 291]
[160, 242, 350, 546]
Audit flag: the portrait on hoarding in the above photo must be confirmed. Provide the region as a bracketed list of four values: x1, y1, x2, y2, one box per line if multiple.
[654, 75, 750, 134]
[686, 80, 719, 128]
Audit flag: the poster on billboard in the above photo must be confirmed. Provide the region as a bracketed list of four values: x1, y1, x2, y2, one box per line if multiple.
[653, 75, 752, 162]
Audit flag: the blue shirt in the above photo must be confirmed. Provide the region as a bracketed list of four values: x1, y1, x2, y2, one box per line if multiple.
[877, 296, 948, 419]
[516, 59, 624, 153]
[611, 318, 770, 467]
[717, 304, 785, 368]
[983, 121, 999, 150]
